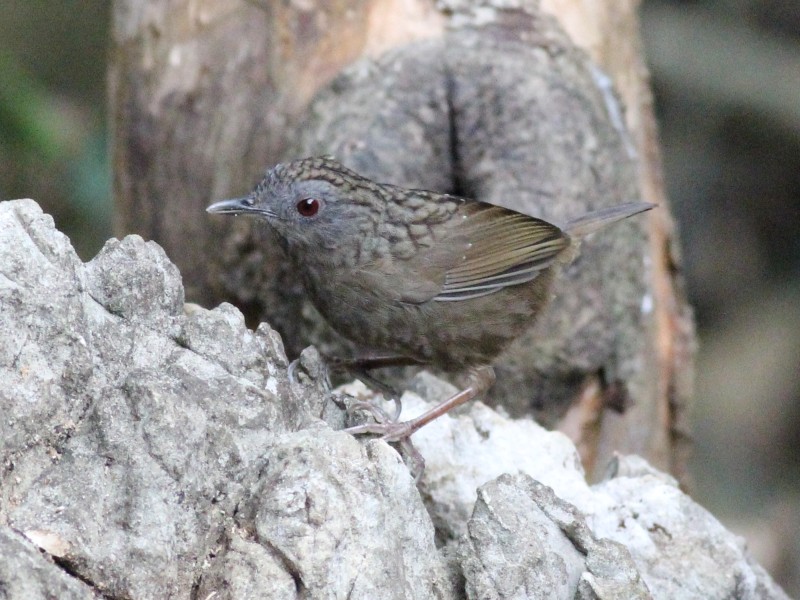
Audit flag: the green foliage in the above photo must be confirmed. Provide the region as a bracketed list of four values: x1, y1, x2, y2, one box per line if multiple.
[0, 1, 111, 259]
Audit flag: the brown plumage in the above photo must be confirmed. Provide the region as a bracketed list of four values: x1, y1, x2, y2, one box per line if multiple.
[208, 157, 653, 443]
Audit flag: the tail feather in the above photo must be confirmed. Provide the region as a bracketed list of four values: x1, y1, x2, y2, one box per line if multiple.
[564, 201, 655, 238]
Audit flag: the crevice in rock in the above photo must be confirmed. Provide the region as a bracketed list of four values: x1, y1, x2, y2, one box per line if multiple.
[263, 539, 306, 597]
[51, 554, 112, 600]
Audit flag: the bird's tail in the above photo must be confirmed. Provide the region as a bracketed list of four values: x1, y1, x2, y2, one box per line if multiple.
[564, 201, 655, 238]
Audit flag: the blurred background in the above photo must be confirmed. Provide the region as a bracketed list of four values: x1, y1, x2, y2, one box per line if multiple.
[0, 1, 110, 259]
[1, 0, 797, 594]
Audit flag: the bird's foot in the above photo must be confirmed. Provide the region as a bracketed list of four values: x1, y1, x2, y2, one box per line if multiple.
[344, 419, 415, 443]
[344, 403, 425, 479]
[345, 365, 496, 441]
[346, 399, 398, 425]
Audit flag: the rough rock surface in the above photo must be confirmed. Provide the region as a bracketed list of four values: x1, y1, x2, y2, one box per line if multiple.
[0, 199, 787, 599]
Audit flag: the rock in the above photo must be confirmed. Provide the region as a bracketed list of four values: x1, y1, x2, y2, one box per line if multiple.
[0, 199, 93, 510]
[236, 428, 453, 599]
[0, 199, 788, 599]
[591, 466, 791, 599]
[400, 373, 591, 540]
[0, 527, 98, 599]
[458, 474, 650, 599]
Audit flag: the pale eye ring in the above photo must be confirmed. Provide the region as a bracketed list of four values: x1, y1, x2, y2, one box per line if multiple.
[296, 198, 321, 217]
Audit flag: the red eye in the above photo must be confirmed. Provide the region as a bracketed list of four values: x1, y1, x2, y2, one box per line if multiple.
[296, 198, 321, 217]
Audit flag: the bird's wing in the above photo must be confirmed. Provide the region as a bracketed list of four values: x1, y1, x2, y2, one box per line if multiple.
[433, 204, 568, 302]
[357, 202, 569, 304]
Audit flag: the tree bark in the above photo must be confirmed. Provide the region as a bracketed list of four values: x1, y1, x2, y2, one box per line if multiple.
[110, 0, 694, 480]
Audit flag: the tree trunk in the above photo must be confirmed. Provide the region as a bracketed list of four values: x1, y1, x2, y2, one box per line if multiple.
[110, 0, 694, 481]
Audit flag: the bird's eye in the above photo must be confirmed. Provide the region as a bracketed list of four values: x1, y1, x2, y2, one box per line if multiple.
[296, 198, 321, 217]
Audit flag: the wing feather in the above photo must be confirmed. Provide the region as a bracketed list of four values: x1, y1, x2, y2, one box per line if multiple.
[355, 202, 569, 304]
[434, 205, 567, 302]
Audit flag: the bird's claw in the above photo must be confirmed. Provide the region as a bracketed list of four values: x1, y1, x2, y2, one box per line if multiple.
[344, 406, 425, 479]
[343, 420, 415, 444]
[346, 399, 394, 424]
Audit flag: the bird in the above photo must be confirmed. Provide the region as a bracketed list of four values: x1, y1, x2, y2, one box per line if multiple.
[207, 156, 653, 442]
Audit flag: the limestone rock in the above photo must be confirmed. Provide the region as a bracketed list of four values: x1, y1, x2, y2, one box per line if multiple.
[0, 200, 786, 599]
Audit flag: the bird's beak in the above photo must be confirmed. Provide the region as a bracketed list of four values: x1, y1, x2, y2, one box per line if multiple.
[206, 196, 273, 217]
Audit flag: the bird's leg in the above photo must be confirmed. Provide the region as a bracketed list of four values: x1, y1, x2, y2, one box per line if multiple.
[340, 385, 427, 481]
[344, 365, 496, 442]
[325, 354, 424, 422]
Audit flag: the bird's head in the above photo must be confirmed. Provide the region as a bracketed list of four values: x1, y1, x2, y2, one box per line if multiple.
[207, 157, 379, 254]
